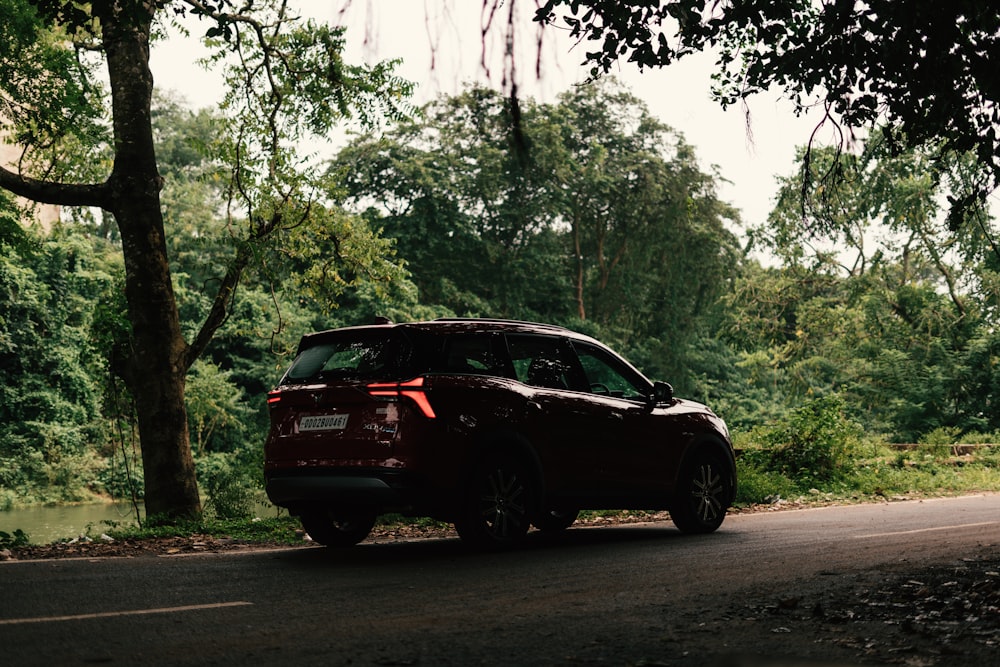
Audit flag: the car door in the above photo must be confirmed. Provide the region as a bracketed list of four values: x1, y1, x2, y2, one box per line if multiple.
[568, 341, 672, 500]
[504, 334, 616, 497]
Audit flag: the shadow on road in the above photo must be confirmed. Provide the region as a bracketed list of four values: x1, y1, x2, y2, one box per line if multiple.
[267, 521, 736, 567]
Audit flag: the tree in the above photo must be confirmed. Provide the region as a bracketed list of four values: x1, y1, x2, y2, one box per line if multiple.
[553, 80, 739, 357]
[721, 142, 1000, 440]
[0, 1, 411, 520]
[334, 87, 572, 320]
[335, 80, 740, 386]
[533, 0, 1000, 229]
[761, 139, 999, 317]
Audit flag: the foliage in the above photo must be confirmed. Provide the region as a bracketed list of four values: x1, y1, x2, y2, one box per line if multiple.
[0, 0, 107, 166]
[0, 0, 419, 521]
[334, 79, 740, 388]
[98, 515, 302, 544]
[0, 528, 30, 549]
[711, 134, 1000, 441]
[740, 396, 862, 485]
[733, 459, 799, 506]
[185, 359, 253, 455]
[735, 434, 1000, 508]
[197, 453, 257, 521]
[534, 0, 1000, 227]
[0, 223, 119, 503]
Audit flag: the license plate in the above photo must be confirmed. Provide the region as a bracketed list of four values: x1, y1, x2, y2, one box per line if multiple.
[299, 414, 349, 432]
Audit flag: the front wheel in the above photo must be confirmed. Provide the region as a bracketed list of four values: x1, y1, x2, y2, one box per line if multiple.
[300, 509, 377, 547]
[455, 453, 536, 550]
[669, 447, 734, 534]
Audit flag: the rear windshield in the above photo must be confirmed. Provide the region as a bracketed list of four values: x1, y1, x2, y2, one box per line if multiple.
[282, 329, 420, 384]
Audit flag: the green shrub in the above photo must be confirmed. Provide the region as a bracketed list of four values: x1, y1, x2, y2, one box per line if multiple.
[198, 453, 255, 520]
[0, 529, 29, 549]
[746, 395, 862, 484]
[919, 426, 963, 446]
[734, 458, 798, 505]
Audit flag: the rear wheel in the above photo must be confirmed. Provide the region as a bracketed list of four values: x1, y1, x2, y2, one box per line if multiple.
[669, 447, 733, 534]
[455, 452, 536, 549]
[300, 509, 377, 547]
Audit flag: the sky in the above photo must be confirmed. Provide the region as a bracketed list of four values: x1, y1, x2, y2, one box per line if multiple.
[149, 1, 832, 232]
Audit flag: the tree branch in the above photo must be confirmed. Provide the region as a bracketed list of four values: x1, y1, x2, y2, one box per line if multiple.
[0, 165, 109, 209]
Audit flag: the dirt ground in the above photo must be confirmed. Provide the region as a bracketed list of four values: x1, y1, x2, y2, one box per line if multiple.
[709, 552, 1000, 666]
[3, 510, 999, 666]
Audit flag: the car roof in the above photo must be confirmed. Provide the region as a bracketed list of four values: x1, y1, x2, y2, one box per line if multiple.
[297, 318, 603, 353]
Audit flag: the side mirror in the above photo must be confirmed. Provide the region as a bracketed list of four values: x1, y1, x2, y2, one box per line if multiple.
[648, 381, 674, 408]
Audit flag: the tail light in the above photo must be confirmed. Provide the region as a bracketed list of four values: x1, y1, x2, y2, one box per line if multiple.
[366, 377, 436, 418]
[267, 390, 282, 407]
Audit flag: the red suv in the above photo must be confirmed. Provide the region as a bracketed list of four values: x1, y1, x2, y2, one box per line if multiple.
[265, 318, 736, 549]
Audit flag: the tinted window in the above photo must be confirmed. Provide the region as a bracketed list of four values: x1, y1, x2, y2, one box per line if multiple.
[441, 334, 506, 376]
[573, 342, 649, 401]
[507, 335, 579, 390]
[283, 329, 411, 383]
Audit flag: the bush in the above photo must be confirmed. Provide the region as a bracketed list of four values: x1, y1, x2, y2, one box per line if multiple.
[744, 395, 862, 485]
[919, 426, 963, 446]
[0, 529, 29, 549]
[734, 458, 798, 505]
[197, 453, 256, 520]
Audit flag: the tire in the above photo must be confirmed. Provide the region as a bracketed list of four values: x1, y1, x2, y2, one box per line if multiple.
[300, 509, 377, 547]
[532, 507, 579, 532]
[669, 446, 734, 534]
[455, 452, 536, 550]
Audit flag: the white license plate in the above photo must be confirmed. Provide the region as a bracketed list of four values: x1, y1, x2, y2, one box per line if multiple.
[299, 414, 349, 432]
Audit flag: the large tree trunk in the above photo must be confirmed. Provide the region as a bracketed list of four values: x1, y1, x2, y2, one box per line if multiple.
[100, 1, 201, 520]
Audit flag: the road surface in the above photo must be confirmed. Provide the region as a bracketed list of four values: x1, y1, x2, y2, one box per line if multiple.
[2, 494, 998, 666]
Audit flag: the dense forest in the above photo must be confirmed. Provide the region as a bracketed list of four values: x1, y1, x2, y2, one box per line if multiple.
[1, 79, 998, 511]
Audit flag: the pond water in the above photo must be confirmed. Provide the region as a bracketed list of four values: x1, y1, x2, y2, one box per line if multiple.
[1, 500, 287, 545]
[0, 502, 143, 545]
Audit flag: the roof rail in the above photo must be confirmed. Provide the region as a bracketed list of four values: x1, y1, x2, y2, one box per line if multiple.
[432, 317, 571, 331]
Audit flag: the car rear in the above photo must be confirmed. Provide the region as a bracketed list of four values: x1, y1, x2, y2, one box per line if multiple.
[264, 325, 441, 515]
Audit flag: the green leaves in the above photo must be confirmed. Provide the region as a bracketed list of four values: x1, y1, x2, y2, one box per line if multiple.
[536, 0, 1000, 226]
[333, 80, 740, 390]
[752, 395, 862, 484]
[1, 0, 106, 162]
[0, 225, 119, 503]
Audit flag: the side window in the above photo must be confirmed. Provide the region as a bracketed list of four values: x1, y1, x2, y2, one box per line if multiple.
[441, 334, 504, 376]
[506, 335, 581, 390]
[573, 343, 649, 401]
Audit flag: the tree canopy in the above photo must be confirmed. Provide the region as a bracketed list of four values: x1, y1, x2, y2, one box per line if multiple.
[534, 1, 1000, 229]
[333, 79, 741, 384]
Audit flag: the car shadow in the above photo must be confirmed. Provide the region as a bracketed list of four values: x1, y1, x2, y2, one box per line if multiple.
[267, 521, 734, 567]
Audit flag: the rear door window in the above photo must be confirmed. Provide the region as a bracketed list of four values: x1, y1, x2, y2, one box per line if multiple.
[506, 335, 584, 391]
[441, 334, 506, 376]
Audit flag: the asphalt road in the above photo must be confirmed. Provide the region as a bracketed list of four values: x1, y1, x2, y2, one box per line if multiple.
[2, 494, 999, 667]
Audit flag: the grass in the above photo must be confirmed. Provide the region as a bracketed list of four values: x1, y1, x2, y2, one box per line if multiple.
[92, 515, 305, 545]
[735, 442, 1000, 507]
[8, 443, 999, 548]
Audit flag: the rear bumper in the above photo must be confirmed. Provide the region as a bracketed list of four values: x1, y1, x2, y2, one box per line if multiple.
[265, 468, 434, 513]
